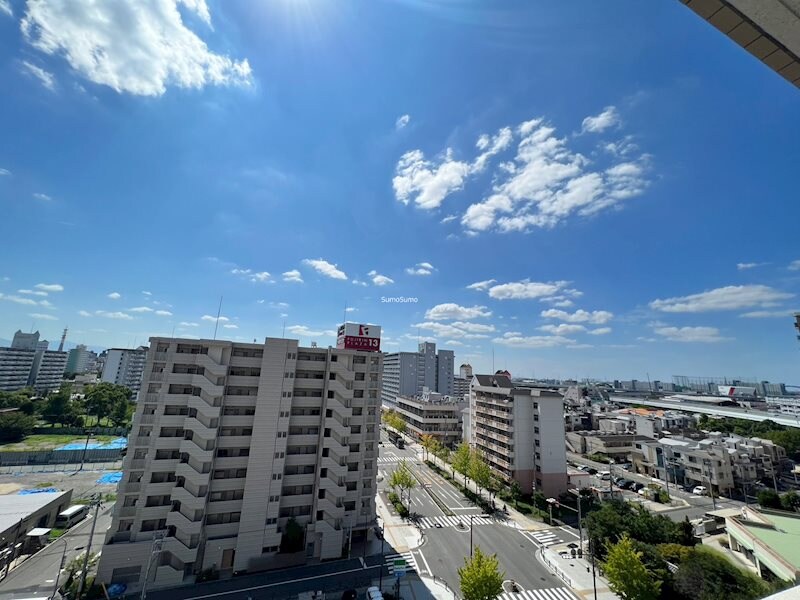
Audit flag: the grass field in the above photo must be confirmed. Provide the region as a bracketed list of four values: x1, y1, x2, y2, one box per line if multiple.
[0, 434, 118, 451]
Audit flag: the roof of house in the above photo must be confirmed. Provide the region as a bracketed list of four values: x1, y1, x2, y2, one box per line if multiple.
[0, 491, 70, 534]
[473, 374, 512, 388]
[730, 509, 800, 571]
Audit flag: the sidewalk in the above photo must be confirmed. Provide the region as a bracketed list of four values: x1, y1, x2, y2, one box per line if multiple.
[376, 485, 423, 553]
[539, 544, 620, 600]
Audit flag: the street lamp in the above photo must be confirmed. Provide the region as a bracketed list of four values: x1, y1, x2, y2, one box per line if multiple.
[546, 497, 557, 526]
[469, 515, 476, 558]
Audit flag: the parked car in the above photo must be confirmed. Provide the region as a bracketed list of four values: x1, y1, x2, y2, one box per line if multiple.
[692, 485, 708, 496]
[587, 467, 598, 475]
[620, 480, 636, 490]
[632, 482, 645, 492]
[599, 471, 611, 481]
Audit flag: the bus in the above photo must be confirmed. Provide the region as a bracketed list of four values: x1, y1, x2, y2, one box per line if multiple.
[387, 430, 405, 449]
[55, 504, 89, 529]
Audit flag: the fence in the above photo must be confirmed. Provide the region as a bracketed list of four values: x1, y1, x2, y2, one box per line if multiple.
[32, 426, 129, 436]
[0, 448, 124, 466]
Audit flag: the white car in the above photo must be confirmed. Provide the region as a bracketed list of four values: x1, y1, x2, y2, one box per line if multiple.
[692, 485, 708, 496]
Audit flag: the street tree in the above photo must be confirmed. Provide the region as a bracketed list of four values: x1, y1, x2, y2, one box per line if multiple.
[603, 534, 661, 600]
[42, 385, 73, 426]
[673, 546, 768, 600]
[420, 434, 436, 461]
[509, 480, 522, 508]
[0, 412, 36, 443]
[469, 450, 492, 496]
[458, 546, 505, 600]
[453, 442, 472, 488]
[781, 490, 800, 511]
[388, 460, 416, 506]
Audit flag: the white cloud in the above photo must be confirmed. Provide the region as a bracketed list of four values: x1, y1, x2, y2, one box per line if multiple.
[302, 258, 347, 280]
[493, 332, 574, 348]
[155, 310, 172, 316]
[201, 314, 230, 322]
[540, 308, 613, 324]
[352, 279, 368, 287]
[0, 293, 40, 306]
[282, 269, 304, 283]
[0, 0, 12, 17]
[179, 321, 199, 327]
[28, 312, 58, 321]
[20, 0, 252, 97]
[368, 270, 394, 286]
[393, 149, 471, 210]
[425, 303, 491, 321]
[466, 279, 496, 292]
[107, 292, 121, 300]
[413, 321, 495, 339]
[654, 326, 729, 343]
[35, 283, 63, 292]
[440, 215, 458, 224]
[442, 340, 465, 347]
[38, 299, 55, 309]
[405, 262, 435, 276]
[78, 310, 92, 317]
[460, 117, 650, 233]
[129, 306, 154, 313]
[18, 289, 48, 297]
[739, 310, 794, 319]
[231, 268, 271, 283]
[286, 325, 336, 337]
[142, 290, 152, 296]
[539, 323, 585, 335]
[33, 192, 52, 201]
[737, 262, 767, 270]
[649, 285, 792, 313]
[487, 279, 567, 300]
[581, 106, 620, 133]
[396, 114, 410, 130]
[21, 60, 56, 90]
[222, 323, 238, 329]
[345, 307, 357, 313]
[588, 327, 612, 335]
[472, 127, 513, 173]
[96, 310, 133, 320]
[789, 260, 800, 271]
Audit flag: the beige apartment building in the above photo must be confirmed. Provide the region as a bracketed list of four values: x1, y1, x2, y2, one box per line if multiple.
[393, 390, 466, 448]
[470, 375, 568, 498]
[97, 334, 382, 591]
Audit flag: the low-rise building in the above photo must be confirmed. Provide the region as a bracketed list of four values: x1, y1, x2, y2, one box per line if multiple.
[726, 507, 800, 584]
[566, 431, 649, 462]
[392, 391, 465, 448]
[0, 490, 73, 558]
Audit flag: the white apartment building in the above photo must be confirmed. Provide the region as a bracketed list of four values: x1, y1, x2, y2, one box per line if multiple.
[0, 330, 66, 393]
[381, 342, 454, 405]
[66, 344, 98, 374]
[29, 350, 68, 394]
[470, 375, 567, 498]
[102, 347, 148, 396]
[459, 363, 473, 379]
[97, 334, 382, 592]
[453, 376, 470, 398]
[0, 347, 36, 391]
[392, 391, 465, 448]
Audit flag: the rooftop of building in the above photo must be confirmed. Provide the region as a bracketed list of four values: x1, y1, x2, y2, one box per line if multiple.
[0, 490, 71, 533]
[729, 507, 800, 571]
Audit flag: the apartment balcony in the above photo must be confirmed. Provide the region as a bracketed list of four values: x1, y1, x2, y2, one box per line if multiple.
[188, 394, 221, 420]
[320, 476, 347, 498]
[145, 393, 160, 403]
[119, 506, 137, 518]
[289, 415, 322, 427]
[171, 485, 207, 512]
[163, 537, 199, 564]
[194, 353, 229, 378]
[283, 473, 316, 487]
[138, 414, 157, 425]
[159, 414, 189, 428]
[134, 435, 153, 447]
[318, 496, 345, 520]
[207, 499, 243, 514]
[176, 461, 211, 489]
[330, 361, 356, 381]
[179, 438, 214, 463]
[216, 435, 251, 448]
[147, 482, 178, 497]
[322, 455, 346, 472]
[289, 434, 320, 447]
[154, 351, 168, 362]
[155, 436, 185, 450]
[295, 358, 327, 372]
[155, 565, 186, 588]
[166, 508, 204, 536]
[129, 458, 147, 470]
[185, 416, 218, 441]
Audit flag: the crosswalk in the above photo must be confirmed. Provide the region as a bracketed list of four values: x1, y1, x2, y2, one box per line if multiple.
[417, 515, 521, 529]
[384, 551, 417, 575]
[378, 456, 406, 464]
[498, 588, 577, 600]
[523, 530, 565, 547]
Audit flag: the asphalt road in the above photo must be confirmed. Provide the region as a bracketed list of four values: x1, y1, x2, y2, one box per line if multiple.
[0, 506, 113, 600]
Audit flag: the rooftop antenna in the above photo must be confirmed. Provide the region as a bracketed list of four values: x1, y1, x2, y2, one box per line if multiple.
[213, 296, 223, 340]
[58, 327, 68, 352]
[282, 320, 286, 338]
[170, 325, 176, 339]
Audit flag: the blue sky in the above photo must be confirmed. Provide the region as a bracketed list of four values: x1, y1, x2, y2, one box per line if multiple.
[1, 0, 799, 382]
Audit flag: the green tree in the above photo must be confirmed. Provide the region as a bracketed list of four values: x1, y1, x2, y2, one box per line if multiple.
[388, 460, 416, 506]
[42, 385, 73, 426]
[84, 382, 132, 425]
[420, 434, 436, 461]
[469, 450, 492, 496]
[603, 534, 662, 600]
[453, 442, 472, 487]
[509, 480, 522, 509]
[280, 517, 305, 553]
[458, 546, 505, 600]
[673, 546, 768, 600]
[757, 489, 782, 510]
[0, 412, 37, 443]
[780, 490, 800, 511]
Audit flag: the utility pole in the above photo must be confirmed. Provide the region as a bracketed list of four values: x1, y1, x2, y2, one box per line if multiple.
[50, 540, 69, 599]
[140, 531, 165, 600]
[76, 495, 101, 600]
[79, 428, 93, 472]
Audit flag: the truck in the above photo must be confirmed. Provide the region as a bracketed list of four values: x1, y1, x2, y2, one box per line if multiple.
[387, 430, 405, 449]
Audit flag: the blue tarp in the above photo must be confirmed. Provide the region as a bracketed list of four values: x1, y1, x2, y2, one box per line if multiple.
[96, 472, 123, 484]
[18, 487, 59, 494]
[56, 437, 128, 451]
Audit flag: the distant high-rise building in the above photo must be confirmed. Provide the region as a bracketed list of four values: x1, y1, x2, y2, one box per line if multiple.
[459, 363, 473, 379]
[101, 347, 148, 396]
[66, 344, 98, 374]
[453, 376, 470, 398]
[381, 341, 455, 405]
[2, 330, 66, 393]
[97, 330, 382, 592]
